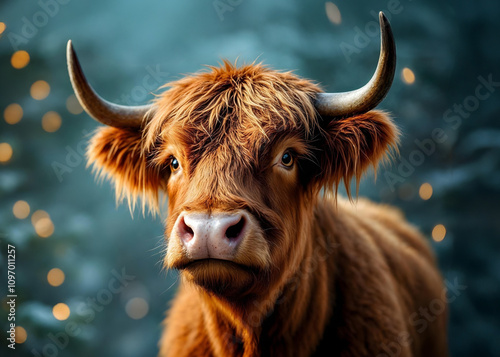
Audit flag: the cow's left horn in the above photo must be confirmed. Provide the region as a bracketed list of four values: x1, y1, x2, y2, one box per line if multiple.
[314, 12, 396, 118]
[67, 40, 153, 128]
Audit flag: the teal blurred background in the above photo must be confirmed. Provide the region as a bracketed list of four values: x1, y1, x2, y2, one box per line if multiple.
[0, 0, 499, 356]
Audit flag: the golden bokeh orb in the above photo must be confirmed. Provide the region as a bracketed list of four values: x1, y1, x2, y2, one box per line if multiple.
[432, 224, 446, 242]
[34, 217, 54, 238]
[0, 143, 13, 163]
[31, 210, 54, 238]
[13, 200, 30, 219]
[30, 80, 50, 100]
[53, 303, 70, 321]
[4, 103, 23, 124]
[125, 297, 149, 320]
[11, 50, 30, 69]
[47, 268, 65, 287]
[15, 326, 27, 344]
[419, 183, 433, 200]
[402, 67, 416, 85]
[325, 2, 342, 25]
[42, 111, 62, 133]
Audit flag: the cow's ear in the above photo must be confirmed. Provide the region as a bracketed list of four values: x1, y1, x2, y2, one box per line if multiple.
[87, 127, 163, 214]
[319, 110, 399, 196]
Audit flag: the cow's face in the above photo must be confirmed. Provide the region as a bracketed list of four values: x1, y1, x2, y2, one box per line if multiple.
[87, 63, 397, 298]
[69, 12, 397, 300]
[145, 63, 327, 297]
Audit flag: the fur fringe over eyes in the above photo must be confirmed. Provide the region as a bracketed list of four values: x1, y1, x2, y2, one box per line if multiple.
[143, 61, 323, 153]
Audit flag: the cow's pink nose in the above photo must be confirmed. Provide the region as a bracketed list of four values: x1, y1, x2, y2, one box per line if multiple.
[175, 212, 247, 261]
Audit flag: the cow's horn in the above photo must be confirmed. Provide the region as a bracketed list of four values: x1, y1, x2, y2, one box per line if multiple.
[67, 40, 153, 128]
[314, 12, 396, 118]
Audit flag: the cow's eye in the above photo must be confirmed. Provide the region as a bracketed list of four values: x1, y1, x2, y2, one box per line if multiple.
[170, 157, 180, 172]
[280, 151, 294, 168]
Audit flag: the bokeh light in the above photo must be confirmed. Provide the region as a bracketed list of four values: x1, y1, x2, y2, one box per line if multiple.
[53, 303, 70, 321]
[31, 209, 49, 225]
[30, 80, 50, 100]
[402, 67, 415, 85]
[0, 22, 6, 35]
[11, 50, 30, 69]
[4, 103, 23, 124]
[47, 268, 65, 287]
[325, 2, 342, 25]
[66, 95, 84, 114]
[42, 111, 62, 132]
[35, 218, 54, 238]
[419, 183, 433, 200]
[0, 143, 13, 163]
[125, 297, 149, 320]
[15, 326, 27, 344]
[13, 200, 30, 219]
[32, 210, 54, 238]
[432, 224, 446, 242]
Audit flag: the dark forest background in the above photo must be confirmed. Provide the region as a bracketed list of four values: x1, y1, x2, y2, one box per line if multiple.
[0, 0, 499, 356]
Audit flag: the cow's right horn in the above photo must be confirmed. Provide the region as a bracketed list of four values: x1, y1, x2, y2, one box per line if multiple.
[67, 40, 153, 129]
[314, 12, 396, 118]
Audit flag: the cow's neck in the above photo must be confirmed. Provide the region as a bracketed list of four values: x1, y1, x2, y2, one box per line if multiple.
[197, 211, 336, 357]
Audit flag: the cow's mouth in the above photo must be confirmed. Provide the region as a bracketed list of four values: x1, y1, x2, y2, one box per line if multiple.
[178, 259, 259, 296]
[179, 258, 253, 272]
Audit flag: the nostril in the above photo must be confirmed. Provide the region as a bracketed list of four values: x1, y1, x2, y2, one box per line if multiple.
[178, 216, 194, 242]
[225, 217, 245, 240]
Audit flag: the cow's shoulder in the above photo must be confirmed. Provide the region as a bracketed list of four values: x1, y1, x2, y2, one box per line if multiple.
[316, 196, 435, 265]
[313, 196, 445, 356]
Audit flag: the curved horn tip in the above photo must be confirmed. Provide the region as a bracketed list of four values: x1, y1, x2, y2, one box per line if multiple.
[66, 40, 73, 56]
[379, 12, 392, 32]
[313, 11, 396, 118]
[379, 11, 387, 22]
[66, 39, 153, 129]
[66, 40, 77, 66]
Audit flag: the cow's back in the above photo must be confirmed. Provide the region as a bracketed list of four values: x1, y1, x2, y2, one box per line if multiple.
[313, 197, 448, 356]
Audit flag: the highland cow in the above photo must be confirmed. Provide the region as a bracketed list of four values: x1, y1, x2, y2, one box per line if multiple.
[67, 13, 448, 357]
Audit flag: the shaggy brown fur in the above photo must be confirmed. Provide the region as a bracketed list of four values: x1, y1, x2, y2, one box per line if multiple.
[86, 62, 447, 356]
